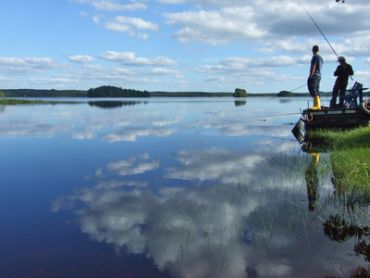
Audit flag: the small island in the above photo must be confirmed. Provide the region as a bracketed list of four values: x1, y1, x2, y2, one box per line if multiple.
[87, 86, 150, 98]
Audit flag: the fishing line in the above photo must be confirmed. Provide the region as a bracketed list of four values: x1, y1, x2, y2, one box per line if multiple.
[290, 83, 306, 92]
[298, 1, 354, 82]
[298, 1, 339, 59]
[258, 83, 307, 105]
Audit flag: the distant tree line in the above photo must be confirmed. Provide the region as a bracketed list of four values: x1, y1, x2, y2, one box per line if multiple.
[1, 89, 86, 97]
[2, 86, 366, 98]
[150, 91, 232, 97]
[87, 86, 150, 97]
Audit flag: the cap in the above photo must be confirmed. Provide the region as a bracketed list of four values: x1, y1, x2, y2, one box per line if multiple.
[337, 56, 346, 62]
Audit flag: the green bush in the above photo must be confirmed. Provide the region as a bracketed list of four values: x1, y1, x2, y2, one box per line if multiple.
[277, 90, 292, 97]
[233, 88, 247, 97]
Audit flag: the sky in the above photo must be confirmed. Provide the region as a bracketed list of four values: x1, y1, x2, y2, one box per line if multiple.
[1, 0, 370, 93]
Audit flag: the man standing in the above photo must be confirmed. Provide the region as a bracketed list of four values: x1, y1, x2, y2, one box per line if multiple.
[330, 56, 354, 108]
[307, 45, 323, 110]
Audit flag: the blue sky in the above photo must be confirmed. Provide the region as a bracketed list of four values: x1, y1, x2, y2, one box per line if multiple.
[1, 0, 370, 93]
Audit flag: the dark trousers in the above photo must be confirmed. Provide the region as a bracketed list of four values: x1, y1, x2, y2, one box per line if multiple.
[307, 75, 321, 97]
[330, 83, 347, 108]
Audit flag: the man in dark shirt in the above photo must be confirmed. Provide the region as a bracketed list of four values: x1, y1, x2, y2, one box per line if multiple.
[330, 56, 354, 108]
[307, 45, 323, 110]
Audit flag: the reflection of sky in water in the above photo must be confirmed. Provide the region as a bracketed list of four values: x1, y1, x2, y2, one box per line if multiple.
[0, 97, 368, 277]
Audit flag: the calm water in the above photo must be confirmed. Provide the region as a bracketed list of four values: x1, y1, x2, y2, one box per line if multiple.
[0, 97, 369, 278]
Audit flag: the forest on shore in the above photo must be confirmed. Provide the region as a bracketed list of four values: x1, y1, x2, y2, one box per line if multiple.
[0, 85, 364, 98]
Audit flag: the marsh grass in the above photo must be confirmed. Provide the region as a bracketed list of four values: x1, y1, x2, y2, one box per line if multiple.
[307, 126, 370, 197]
[307, 126, 370, 150]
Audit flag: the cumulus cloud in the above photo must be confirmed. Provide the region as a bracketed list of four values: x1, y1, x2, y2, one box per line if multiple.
[199, 56, 307, 74]
[0, 56, 56, 72]
[163, 0, 370, 46]
[151, 67, 183, 78]
[105, 16, 159, 39]
[69, 55, 94, 63]
[165, 7, 266, 44]
[74, 0, 147, 12]
[101, 51, 175, 66]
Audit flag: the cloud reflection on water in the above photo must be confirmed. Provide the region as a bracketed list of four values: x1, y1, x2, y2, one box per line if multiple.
[0, 99, 297, 142]
[53, 142, 365, 277]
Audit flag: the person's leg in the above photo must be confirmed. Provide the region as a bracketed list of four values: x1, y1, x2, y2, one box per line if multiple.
[314, 75, 321, 96]
[331, 84, 339, 108]
[312, 75, 321, 109]
[339, 86, 346, 107]
[307, 77, 315, 98]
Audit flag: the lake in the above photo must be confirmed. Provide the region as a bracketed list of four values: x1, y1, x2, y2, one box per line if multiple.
[0, 97, 369, 277]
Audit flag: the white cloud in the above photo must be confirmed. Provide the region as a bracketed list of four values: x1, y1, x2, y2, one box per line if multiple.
[101, 51, 175, 66]
[105, 16, 159, 39]
[163, 0, 370, 46]
[0, 56, 56, 72]
[69, 55, 94, 63]
[199, 56, 307, 74]
[114, 16, 159, 32]
[75, 0, 147, 12]
[151, 67, 183, 78]
[165, 7, 266, 45]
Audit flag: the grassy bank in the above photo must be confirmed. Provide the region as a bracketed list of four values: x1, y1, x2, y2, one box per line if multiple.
[307, 127, 370, 190]
[0, 98, 79, 105]
[0, 98, 51, 105]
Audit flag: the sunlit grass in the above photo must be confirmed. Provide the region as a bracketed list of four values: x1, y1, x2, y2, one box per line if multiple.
[331, 148, 370, 192]
[307, 126, 370, 193]
[307, 126, 370, 149]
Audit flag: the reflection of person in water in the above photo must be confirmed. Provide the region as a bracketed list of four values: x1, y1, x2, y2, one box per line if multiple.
[305, 152, 320, 211]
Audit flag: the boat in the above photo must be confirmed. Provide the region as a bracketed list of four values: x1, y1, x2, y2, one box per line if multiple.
[292, 82, 370, 143]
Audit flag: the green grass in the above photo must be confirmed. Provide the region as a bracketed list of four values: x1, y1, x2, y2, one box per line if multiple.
[0, 98, 49, 105]
[307, 126, 370, 150]
[0, 98, 79, 105]
[307, 126, 370, 193]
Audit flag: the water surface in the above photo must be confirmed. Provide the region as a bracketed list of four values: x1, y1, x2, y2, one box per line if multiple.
[0, 97, 369, 277]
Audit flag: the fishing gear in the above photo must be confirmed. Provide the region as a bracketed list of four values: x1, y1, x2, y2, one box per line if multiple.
[299, 1, 354, 81]
[299, 1, 339, 59]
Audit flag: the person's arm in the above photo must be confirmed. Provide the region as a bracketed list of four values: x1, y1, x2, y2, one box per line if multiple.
[334, 66, 339, 76]
[310, 63, 317, 78]
[349, 65, 354, 76]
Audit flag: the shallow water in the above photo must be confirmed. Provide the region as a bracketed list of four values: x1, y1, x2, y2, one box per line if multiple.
[0, 97, 369, 277]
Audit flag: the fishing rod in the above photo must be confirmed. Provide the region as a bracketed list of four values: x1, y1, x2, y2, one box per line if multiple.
[298, 0, 354, 81]
[298, 1, 339, 59]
